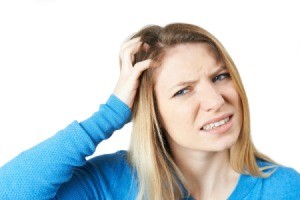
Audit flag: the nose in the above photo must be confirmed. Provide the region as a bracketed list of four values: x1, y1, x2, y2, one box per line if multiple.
[198, 81, 225, 112]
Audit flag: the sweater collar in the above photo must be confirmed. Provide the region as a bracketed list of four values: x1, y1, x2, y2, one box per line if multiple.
[182, 173, 259, 200]
[227, 173, 259, 199]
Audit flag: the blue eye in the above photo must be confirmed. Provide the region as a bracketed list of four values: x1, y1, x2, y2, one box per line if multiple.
[173, 87, 190, 97]
[212, 73, 230, 82]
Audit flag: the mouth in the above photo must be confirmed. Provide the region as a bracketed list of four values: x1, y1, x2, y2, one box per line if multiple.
[200, 114, 233, 131]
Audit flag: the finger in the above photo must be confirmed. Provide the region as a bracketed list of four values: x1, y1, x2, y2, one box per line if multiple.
[142, 43, 150, 52]
[121, 41, 143, 70]
[118, 39, 141, 71]
[130, 43, 150, 64]
[132, 59, 152, 77]
[120, 37, 141, 52]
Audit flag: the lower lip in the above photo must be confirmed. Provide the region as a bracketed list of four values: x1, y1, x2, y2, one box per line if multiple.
[200, 116, 234, 135]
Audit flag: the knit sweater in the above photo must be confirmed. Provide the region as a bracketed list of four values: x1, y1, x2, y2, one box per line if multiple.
[0, 95, 299, 200]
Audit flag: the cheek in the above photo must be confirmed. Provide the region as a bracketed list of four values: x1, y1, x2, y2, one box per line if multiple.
[223, 85, 243, 122]
[221, 82, 240, 104]
[158, 99, 199, 132]
[226, 89, 240, 105]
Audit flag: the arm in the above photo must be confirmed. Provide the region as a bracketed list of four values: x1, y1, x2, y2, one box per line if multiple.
[0, 37, 151, 199]
[0, 95, 131, 199]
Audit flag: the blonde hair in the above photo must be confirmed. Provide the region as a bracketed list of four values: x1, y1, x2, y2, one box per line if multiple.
[127, 23, 276, 200]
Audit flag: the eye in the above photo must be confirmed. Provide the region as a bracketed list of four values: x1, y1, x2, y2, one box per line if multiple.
[212, 73, 231, 82]
[173, 87, 191, 97]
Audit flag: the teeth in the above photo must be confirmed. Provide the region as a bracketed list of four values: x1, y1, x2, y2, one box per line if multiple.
[202, 117, 230, 131]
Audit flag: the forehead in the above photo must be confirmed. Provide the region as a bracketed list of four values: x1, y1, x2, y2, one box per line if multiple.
[154, 43, 222, 85]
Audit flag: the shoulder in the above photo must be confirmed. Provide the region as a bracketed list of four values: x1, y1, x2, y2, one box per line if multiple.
[87, 150, 133, 176]
[259, 160, 300, 198]
[57, 151, 138, 199]
[87, 150, 137, 188]
[86, 150, 138, 198]
[258, 159, 300, 183]
[265, 164, 300, 185]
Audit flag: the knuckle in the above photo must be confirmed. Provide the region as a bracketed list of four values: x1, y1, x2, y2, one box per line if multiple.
[121, 47, 130, 57]
[120, 45, 128, 55]
[134, 62, 143, 68]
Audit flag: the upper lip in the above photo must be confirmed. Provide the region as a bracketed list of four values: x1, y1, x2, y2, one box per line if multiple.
[200, 113, 233, 130]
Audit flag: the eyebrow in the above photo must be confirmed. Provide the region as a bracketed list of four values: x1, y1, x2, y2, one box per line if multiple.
[211, 65, 227, 77]
[169, 80, 198, 92]
[169, 65, 227, 92]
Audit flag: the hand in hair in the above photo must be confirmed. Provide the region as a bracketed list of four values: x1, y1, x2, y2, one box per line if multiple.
[113, 37, 151, 109]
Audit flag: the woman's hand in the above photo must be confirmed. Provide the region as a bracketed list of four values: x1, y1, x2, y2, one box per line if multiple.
[113, 37, 151, 109]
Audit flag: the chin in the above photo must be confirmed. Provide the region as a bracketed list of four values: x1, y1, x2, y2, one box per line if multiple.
[209, 135, 239, 152]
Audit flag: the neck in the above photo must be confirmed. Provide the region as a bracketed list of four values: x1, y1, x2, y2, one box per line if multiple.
[172, 147, 239, 199]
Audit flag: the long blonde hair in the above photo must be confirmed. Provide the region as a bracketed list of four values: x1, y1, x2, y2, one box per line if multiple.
[128, 23, 275, 200]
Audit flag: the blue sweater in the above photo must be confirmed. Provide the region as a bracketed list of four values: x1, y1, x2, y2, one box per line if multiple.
[0, 95, 299, 200]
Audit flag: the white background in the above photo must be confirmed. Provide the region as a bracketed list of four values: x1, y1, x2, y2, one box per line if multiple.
[0, 0, 299, 171]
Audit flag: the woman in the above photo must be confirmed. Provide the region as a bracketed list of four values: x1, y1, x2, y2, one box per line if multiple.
[0, 23, 299, 200]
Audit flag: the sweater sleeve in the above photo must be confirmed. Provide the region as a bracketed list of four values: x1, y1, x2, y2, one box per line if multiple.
[0, 94, 131, 200]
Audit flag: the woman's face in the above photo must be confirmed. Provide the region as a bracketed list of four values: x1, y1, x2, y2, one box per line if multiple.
[154, 43, 242, 154]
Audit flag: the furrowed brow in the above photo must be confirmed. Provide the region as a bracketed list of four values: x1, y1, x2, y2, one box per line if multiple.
[169, 65, 227, 91]
[170, 80, 198, 91]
